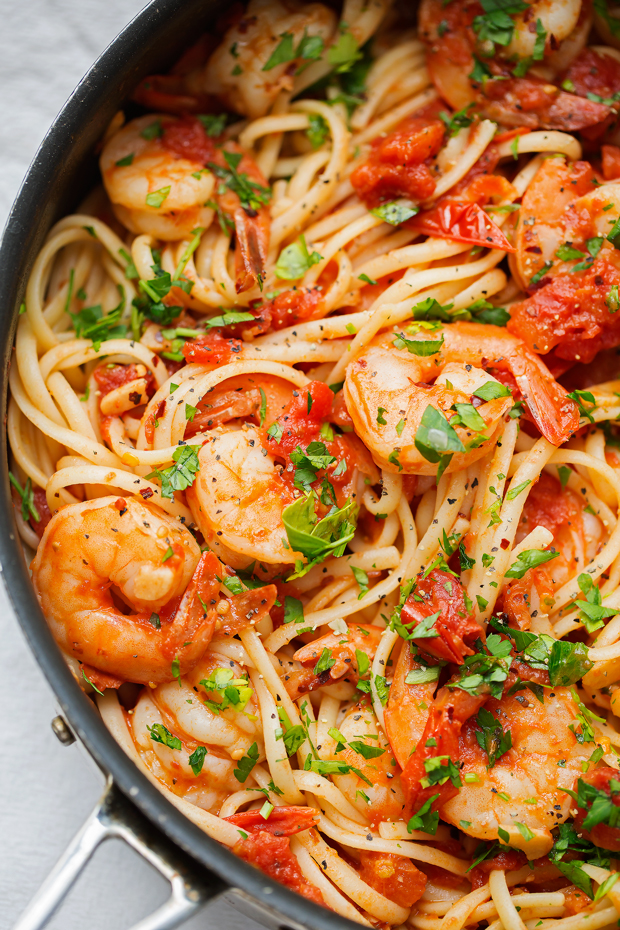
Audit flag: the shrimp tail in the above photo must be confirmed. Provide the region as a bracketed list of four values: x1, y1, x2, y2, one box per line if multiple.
[510, 346, 580, 445]
[219, 581, 278, 635]
[400, 687, 486, 817]
[162, 550, 221, 671]
[234, 205, 270, 293]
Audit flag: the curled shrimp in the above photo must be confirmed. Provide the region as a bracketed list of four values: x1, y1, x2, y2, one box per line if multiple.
[201, 0, 337, 119]
[508, 158, 620, 364]
[155, 114, 272, 293]
[440, 686, 594, 857]
[32, 497, 275, 684]
[343, 322, 578, 476]
[130, 650, 264, 811]
[418, 0, 609, 130]
[31, 496, 213, 684]
[100, 114, 215, 240]
[388, 654, 593, 856]
[329, 700, 408, 824]
[101, 113, 271, 291]
[187, 426, 301, 569]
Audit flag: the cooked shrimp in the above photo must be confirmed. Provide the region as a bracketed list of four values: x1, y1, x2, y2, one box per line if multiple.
[201, 0, 337, 119]
[100, 114, 215, 240]
[509, 158, 620, 362]
[418, 0, 608, 130]
[504, 472, 604, 626]
[504, 0, 582, 62]
[286, 624, 383, 700]
[186, 426, 300, 569]
[384, 645, 440, 772]
[32, 496, 215, 684]
[440, 687, 593, 857]
[330, 701, 407, 824]
[512, 158, 620, 288]
[343, 322, 578, 476]
[130, 651, 264, 812]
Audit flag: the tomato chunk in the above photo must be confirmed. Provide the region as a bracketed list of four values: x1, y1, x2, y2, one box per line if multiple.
[400, 569, 481, 665]
[508, 255, 620, 364]
[358, 851, 427, 908]
[562, 48, 620, 119]
[266, 380, 333, 455]
[233, 831, 325, 905]
[161, 115, 216, 164]
[351, 118, 444, 207]
[469, 849, 527, 890]
[93, 363, 155, 398]
[20, 486, 53, 540]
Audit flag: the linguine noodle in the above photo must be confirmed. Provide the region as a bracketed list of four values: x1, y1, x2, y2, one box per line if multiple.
[13, 0, 620, 925]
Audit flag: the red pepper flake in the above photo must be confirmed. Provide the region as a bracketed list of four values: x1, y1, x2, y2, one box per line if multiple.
[114, 498, 127, 511]
[140, 488, 154, 500]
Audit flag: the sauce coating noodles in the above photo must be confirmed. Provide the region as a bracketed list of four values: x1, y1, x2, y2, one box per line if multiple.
[14, 0, 620, 924]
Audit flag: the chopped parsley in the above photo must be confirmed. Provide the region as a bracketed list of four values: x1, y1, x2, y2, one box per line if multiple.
[145, 445, 201, 500]
[234, 742, 259, 782]
[275, 235, 322, 279]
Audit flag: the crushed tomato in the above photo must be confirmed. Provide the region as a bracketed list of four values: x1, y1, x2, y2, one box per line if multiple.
[351, 118, 444, 207]
[508, 255, 620, 364]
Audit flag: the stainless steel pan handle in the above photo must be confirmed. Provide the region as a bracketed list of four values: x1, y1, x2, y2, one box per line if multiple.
[13, 776, 227, 930]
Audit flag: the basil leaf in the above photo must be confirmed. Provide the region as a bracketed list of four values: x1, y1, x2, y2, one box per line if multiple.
[415, 405, 465, 463]
[548, 641, 593, 687]
[505, 548, 558, 579]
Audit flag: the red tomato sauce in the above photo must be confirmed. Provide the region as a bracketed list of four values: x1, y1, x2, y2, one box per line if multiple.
[182, 333, 243, 365]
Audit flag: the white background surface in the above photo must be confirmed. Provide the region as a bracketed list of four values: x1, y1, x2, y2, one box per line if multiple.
[0, 3, 264, 928]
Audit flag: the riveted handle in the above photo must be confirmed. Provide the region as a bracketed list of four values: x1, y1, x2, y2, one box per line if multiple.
[13, 778, 228, 930]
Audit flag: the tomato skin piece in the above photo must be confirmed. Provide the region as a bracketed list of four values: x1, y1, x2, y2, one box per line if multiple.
[400, 569, 481, 665]
[572, 766, 620, 852]
[400, 686, 485, 817]
[266, 380, 333, 455]
[351, 118, 444, 207]
[358, 851, 428, 908]
[408, 200, 515, 251]
[508, 255, 620, 363]
[225, 806, 317, 836]
[233, 831, 325, 905]
[181, 333, 243, 365]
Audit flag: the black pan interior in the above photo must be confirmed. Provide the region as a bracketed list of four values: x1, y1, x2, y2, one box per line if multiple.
[0, 2, 363, 926]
